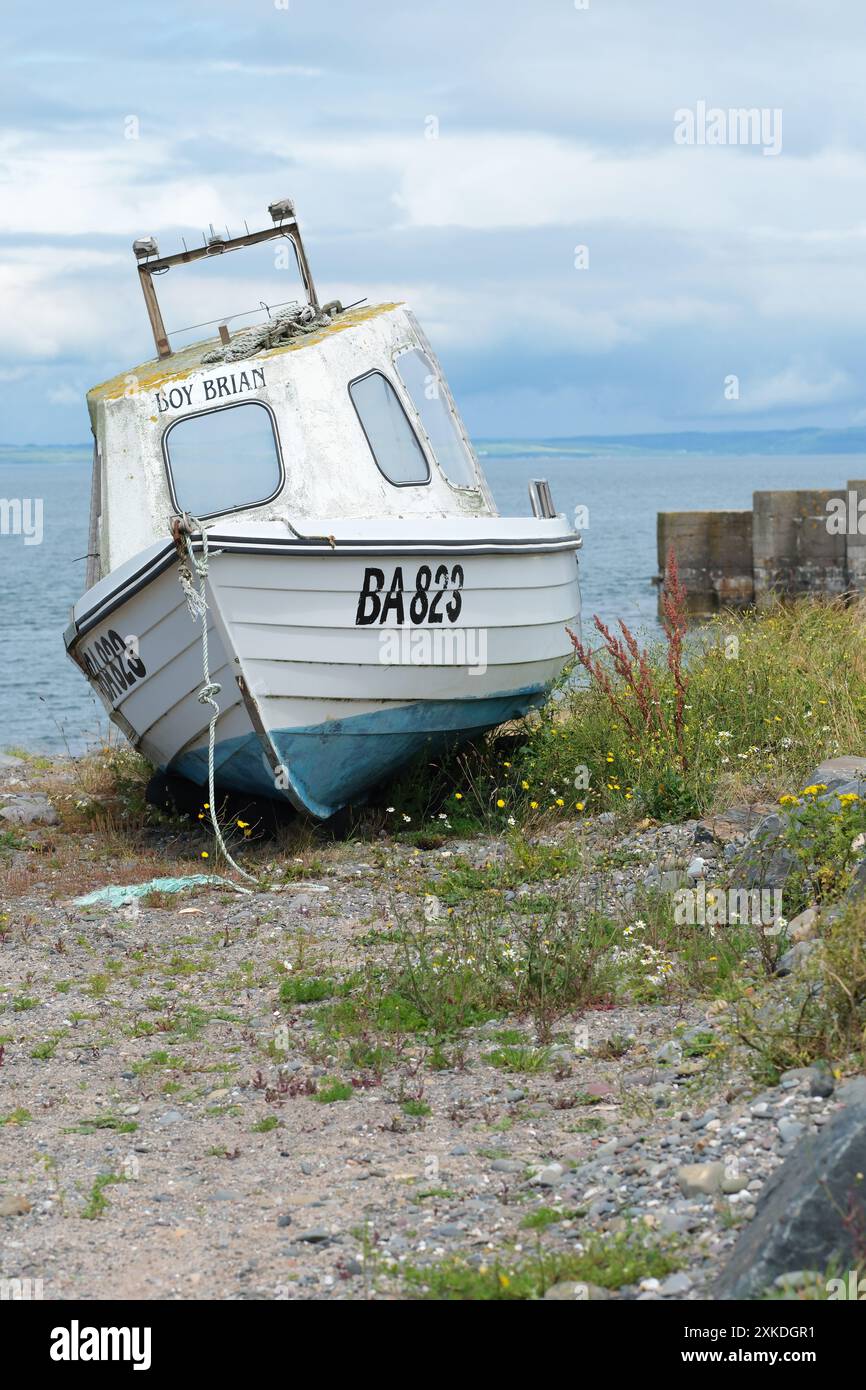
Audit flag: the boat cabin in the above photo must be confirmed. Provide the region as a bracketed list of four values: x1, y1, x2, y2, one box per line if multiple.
[84, 200, 497, 585]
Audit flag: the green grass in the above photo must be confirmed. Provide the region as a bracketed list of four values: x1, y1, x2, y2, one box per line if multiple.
[0, 1107, 31, 1126]
[251, 1115, 280, 1132]
[486, 1046, 550, 1073]
[73, 1115, 138, 1134]
[81, 1173, 124, 1220]
[401, 1099, 431, 1117]
[402, 1231, 681, 1299]
[315, 1078, 354, 1104]
[366, 598, 866, 834]
[280, 976, 339, 1005]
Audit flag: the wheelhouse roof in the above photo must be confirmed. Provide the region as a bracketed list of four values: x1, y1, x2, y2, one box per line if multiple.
[86, 301, 401, 422]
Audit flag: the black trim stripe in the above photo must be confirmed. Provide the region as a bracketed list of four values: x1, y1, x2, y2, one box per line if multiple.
[67, 531, 581, 646]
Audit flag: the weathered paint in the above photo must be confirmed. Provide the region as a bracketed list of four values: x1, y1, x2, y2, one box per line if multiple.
[86, 302, 494, 576]
[169, 687, 548, 817]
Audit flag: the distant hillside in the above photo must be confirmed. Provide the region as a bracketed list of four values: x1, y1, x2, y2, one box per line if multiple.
[477, 427, 866, 458]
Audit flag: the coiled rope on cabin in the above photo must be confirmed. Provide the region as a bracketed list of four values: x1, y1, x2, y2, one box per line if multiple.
[175, 516, 256, 891]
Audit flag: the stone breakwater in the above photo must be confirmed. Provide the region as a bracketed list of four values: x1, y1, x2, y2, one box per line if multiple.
[658, 480, 866, 615]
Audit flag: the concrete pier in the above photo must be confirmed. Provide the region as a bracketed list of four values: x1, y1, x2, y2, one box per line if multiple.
[752, 489, 847, 608]
[844, 479, 866, 595]
[659, 483, 866, 616]
[657, 510, 753, 613]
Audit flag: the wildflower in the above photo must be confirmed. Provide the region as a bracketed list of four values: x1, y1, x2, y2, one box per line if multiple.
[839, 792, 860, 805]
[496, 798, 506, 808]
[575, 801, 585, 811]
[386, 806, 395, 813]
[779, 794, 800, 807]
[454, 793, 463, 801]
[402, 814, 412, 823]
[521, 780, 529, 791]
[555, 798, 564, 807]
[201, 851, 209, 859]
[530, 801, 539, 810]
[236, 819, 249, 829]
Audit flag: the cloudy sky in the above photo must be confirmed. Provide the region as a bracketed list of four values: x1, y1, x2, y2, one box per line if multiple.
[2, 0, 866, 444]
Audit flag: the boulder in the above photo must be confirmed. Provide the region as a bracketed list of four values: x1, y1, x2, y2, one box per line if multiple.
[715, 1078, 866, 1299]
[0, 795, 58, 827]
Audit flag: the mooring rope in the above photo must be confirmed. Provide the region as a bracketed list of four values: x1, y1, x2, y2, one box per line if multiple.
[176, 517, 256, 891]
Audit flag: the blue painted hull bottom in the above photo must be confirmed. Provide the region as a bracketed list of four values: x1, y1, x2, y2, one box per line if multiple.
[168, 686, 546, 819]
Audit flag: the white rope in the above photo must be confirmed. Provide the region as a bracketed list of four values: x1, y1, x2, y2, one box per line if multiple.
[179, 519, 256, 891]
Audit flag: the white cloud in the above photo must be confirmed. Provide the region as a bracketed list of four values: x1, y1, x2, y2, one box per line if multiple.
[738, 364, 853, 413]
[206, 61, 323, 78]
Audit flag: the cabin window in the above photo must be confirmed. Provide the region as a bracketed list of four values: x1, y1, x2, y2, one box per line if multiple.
[163, 402, 283, 518]
[348, 370, 430, 486]
[395, 347, 477, 489]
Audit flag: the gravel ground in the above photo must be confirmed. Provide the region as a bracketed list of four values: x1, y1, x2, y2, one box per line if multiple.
[0, 754, 846, 1300]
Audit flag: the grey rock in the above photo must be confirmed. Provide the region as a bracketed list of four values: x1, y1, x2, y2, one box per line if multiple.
[678, 1162, 726, 1196]
[156, 1110, 183, 1126]
[716, 1084, 866, 1299]
[544, 1281, 611, 1301]
[529, 1163, 565, 1187]
[0, 795, 58, 827]
[504, 1088, 525, 1103]
[809, 754, 866, 788]
[809, 1070, 835, 1099]
[277, 1213, 293, 1228]
[788, 907, 818, 942]
[296, 1228, 331, 1244]
[490, 1159, 524, 1174]
[778, 1119, 805, 1145]
[659, 1272, 692, 1295]
[686, 856, 706, 881]
[0, 752, 24, 768]
[654, 1041, 682, 1066]
[721, 1174, 750, 1194]
[775, 941, 816, 976]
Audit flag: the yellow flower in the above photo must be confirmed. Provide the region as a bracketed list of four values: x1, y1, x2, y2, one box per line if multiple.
[839, 793, 860, 805]
[779, 794, 800, 806]
[496, 798, 505, 808]
[454, 792, 463, 800]
[530, 801, 539, 810]
[236, 819, 249, 828]
[201, 851, 209, 859]
[521, 780, 529, 790]
[555, 798, 564, 807]
[575, 801, 585, 811]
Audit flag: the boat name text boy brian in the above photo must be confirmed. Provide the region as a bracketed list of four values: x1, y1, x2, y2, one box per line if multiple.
[155, 366, 266, 414]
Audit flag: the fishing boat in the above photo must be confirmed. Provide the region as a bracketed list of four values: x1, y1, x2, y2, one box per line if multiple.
[64, 199, 582, 819]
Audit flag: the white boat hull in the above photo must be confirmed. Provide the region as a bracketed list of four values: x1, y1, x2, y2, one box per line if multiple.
[66, 518, 581, 818]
